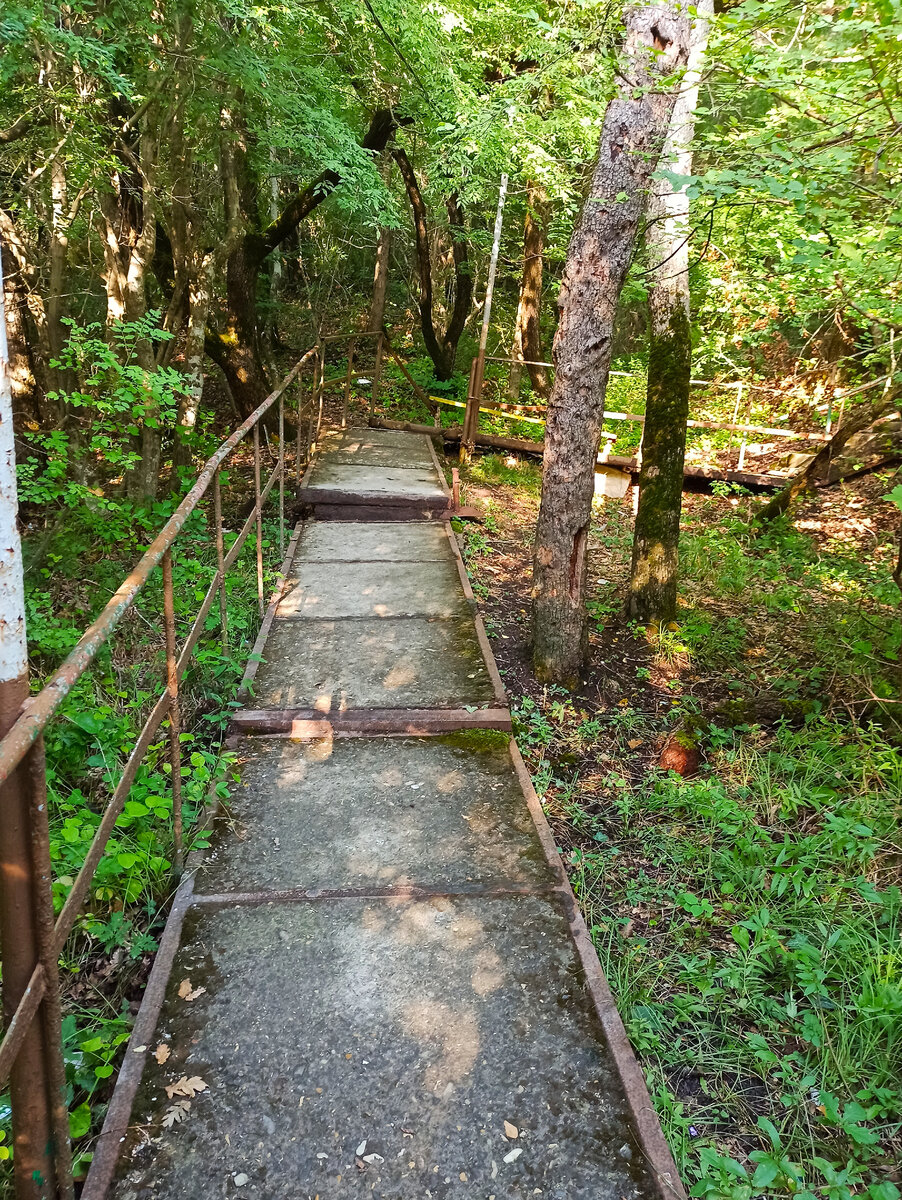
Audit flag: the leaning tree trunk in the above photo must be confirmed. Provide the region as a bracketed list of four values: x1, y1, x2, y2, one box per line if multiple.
[211, 109, 402, 416]
[393, 148, 473, 380]
[531, 5, 690, 687]
[509, 184, 550, 400]
[628, 0, 713, 626]
[756, 385, 899, 524]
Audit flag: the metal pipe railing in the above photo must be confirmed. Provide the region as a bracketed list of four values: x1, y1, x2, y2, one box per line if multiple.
[0, 345, 317, 1199]
[466, 356, 843, 451]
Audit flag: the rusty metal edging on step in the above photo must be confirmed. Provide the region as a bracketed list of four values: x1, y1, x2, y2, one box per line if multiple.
[234, 520, 305, 706]
[80, 874, 196, 1200]
[442, 522, 507, 708]
[228, 706, 512, 737]
[508, 740, 687, 1200]
[191, 880, 556, 907]
[424, 433, 452, 501]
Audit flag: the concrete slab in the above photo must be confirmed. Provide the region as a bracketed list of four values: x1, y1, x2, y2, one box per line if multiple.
[321, 439, 434, 469]
[276, 561, 469, 619]
[336, 427, 435, 450]
[252, 617, 492, 709]
[113, 896, 654, 1200]
[302, 462, 447, 505]
[295, 521, 451, 563]
[198, 734, 553, 893]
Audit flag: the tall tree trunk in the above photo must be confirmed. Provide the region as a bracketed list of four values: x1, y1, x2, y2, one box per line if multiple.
[0, 209, 56, 419]
[509, 184, 549, 400]
[368, 225, 392, 333]
[628, 0, 713, 625]
[47, 144, 72, 395]
[172, 253, 214, 479]
[100, 120, 161, 502]
[393, 148, 472, 380]
[531, 5, 690, 687]
[1, 246, 37, 418]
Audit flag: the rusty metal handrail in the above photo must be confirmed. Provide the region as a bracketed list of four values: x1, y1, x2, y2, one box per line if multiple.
[0, 349, 312, 788]
[0, 345, 317, 1199]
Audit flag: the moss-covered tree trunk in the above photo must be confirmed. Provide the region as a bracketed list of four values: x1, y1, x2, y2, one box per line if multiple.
[628, 0, 712, 625]
[531, 5, 690, 687]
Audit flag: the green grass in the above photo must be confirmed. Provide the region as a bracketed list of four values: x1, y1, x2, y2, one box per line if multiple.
[513, 697, 902, 1200]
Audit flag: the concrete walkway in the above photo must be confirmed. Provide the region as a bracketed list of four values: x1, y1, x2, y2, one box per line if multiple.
[99, 430, 683, 1200]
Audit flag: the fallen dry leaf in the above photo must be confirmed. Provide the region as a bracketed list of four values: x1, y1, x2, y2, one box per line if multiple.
[503, 1121, 519, 1139]
[154, 1044, 171, 1065]
[620, 920, 635, 939]
[177, 979, 206, 1001]
[627, 739, 643, 750]
[165, 1075, 207, 1100]
[161, 1099, 191, 1127]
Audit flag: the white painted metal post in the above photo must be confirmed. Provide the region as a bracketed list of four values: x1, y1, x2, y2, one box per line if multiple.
[0, 248, 27, 692]
[461, 173, 508, 463]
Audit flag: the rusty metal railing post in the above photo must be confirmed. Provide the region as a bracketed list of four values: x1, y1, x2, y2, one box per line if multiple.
[460, 356, 479, 464]
[315, 345, 325, 445]
[342, 339, 356, 429]
[253, 425, 264, 618]
[29, 738, 74, 1200]
[299, 372, 309, 489]
[371, 333, 384, 421]
[278, 391, 285, 560]
[0, 682, 57, 1200]
[213, 467, 228, 655]
[736, 382, 749, 470]
[161, 550, 184, 873]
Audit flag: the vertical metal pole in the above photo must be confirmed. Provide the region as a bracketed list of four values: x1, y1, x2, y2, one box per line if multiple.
[461, 173, 508, 463]
[342, 339, 355, 429]
[371, 333, 384, 421]
[0, 244, 57, 1200]
[278, 392, 285, 560]
[301, 372, 309, 489]
[161, 550, 183, 873]
[315, 346, 325, 445]
[460, 358, 478, 463]
[736, 383, 749, 469]
[253, 425, 264, 618]
[29, 740, 74, 1200]
[213, 467, 228, 655]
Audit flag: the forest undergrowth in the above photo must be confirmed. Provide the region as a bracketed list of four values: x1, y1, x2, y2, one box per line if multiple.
[454, 453, 902, 1200]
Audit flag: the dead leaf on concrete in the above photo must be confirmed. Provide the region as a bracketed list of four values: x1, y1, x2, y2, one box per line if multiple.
[165, 1075, 207, 1100]
[177, 979, 206, 1001]
[154, 1044, 171, 1064]
[161, 1099, 191, 1127]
